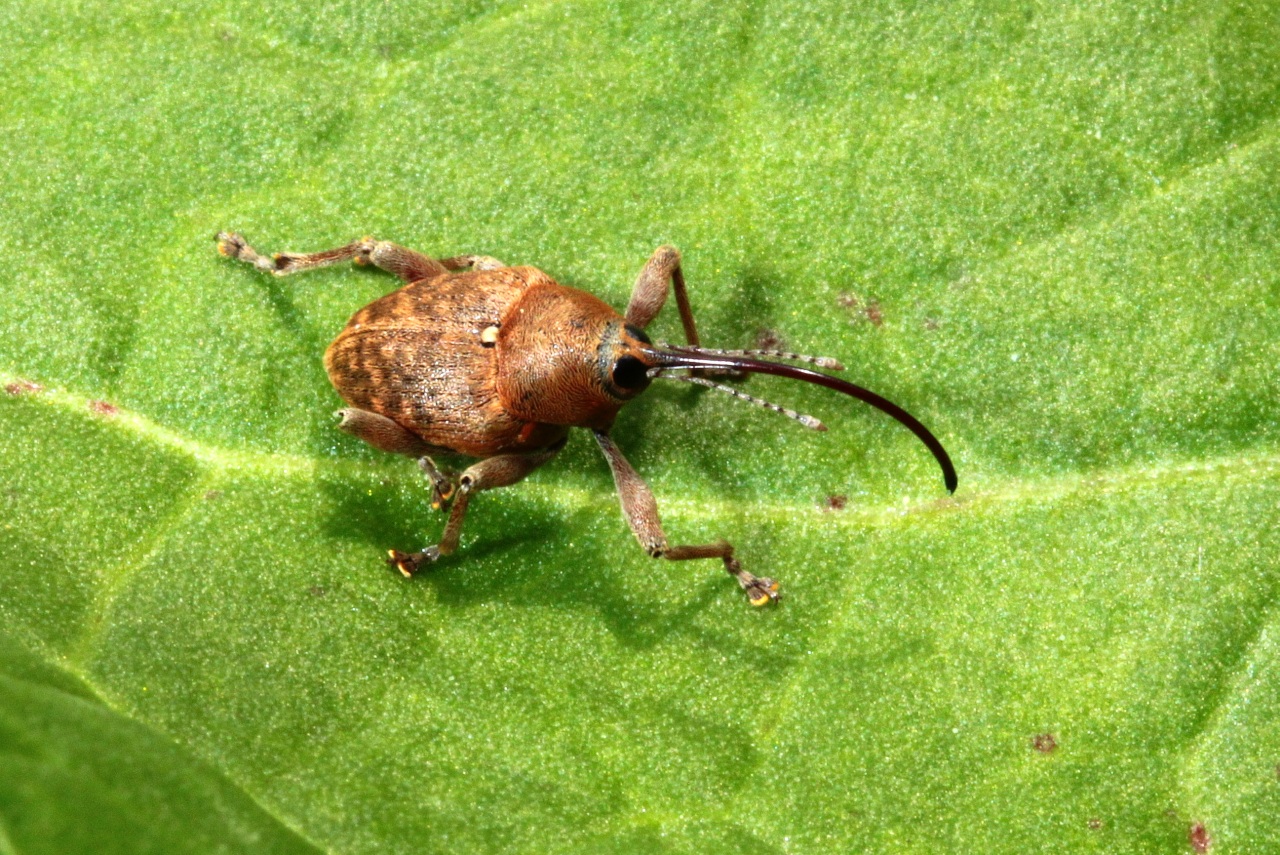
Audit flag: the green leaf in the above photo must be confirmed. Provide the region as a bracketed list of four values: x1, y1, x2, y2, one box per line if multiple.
[0, 630, 320, 853]
[3, 1, 1279, 852]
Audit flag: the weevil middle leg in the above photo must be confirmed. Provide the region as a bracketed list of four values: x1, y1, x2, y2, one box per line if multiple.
[437, 254, 508, 271]
[388, 437, 568, 577]
[335, 407, 436, 455]
[417, 456, 459, 510]
[334, 406, 458, 506]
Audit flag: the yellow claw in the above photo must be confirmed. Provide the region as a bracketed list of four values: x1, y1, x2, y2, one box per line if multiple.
[354, 236, 376, 264]
[388, 550, 414, 577]
[747, 579, 780, 607]
[431, 483, 455, 510]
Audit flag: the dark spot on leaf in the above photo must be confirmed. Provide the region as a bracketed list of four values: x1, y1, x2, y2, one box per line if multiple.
[204, 490, 222, 502]
[1189, 822, 1210, 853]
[1032, 733, 1057, 753]
[5, 380, 42, 396]
[924, 317, 940, 331]
[89, 400, 119, 416]
[822, 494, 848, 511]
[1087, 818, 1102, 830]
[864, 300, 884, 326]
[755, 327, 784, 350]
[837, 292, 883, 326]
[308, 585, 327, 597]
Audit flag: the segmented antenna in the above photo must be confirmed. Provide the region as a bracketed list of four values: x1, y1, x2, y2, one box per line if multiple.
[657, 371, 827, 431]
[654, 342, 845, 371]
[643, 342, 958, 493]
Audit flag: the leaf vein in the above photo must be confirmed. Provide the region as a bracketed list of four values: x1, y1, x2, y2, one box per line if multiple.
[68, 470, 222, 669]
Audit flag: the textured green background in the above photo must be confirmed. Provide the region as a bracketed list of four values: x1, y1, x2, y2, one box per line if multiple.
[2, 1, 1279, 853]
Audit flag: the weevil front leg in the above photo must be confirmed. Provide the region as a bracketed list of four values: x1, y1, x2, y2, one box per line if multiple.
[625, 245, 702, 344]
[626, 245, 743, 379]
[388, 438, 568, 577]
[593, 430, 780, 606]
[216, 232, 470, 282]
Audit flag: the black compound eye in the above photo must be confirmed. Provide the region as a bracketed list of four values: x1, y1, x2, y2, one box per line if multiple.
[624, 323, 652, 344]
[611, 355, 649, 390]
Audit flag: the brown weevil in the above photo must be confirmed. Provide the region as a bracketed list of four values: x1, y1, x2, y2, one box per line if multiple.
[216, 233, 957, 606]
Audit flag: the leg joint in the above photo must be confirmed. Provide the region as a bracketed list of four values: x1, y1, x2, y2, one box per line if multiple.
[351, 236, 377, 265]
[651, 244, 681, 269]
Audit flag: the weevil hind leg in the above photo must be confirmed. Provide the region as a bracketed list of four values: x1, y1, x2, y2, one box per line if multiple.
[216, 232, 450, 281]
[389, 438, 568, 577]
[593, 430, 780, 606]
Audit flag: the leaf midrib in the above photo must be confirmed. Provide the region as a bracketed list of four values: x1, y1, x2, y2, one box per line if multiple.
[9, 370, 1279, 513]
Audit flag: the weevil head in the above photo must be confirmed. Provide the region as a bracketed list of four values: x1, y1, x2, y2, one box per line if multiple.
[495, 283, 655, 430]
[494, 280, 956, 495]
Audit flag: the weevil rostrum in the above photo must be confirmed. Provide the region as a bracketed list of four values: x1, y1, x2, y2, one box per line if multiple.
[216, 233, 957, 606]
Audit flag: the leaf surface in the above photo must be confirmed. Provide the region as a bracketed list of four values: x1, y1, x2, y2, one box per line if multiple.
[2, 1, 1279, 852]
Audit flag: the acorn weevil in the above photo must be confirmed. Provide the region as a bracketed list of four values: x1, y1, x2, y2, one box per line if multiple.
[215, 233, 957, 606]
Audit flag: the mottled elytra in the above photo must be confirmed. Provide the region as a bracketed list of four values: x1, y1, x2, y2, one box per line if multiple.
[215, 233, 957, 606]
